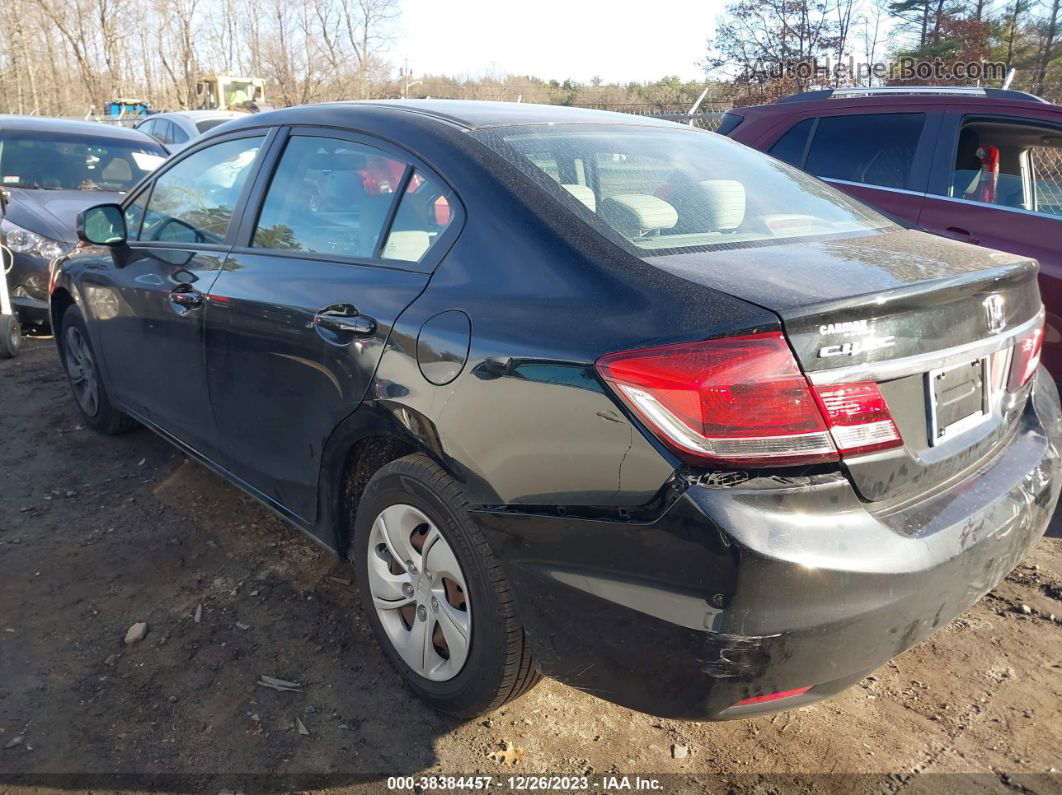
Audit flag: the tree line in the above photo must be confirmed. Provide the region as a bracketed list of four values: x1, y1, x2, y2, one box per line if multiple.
[707, 0, 1062, 102]
[0, 0, 1059, 118]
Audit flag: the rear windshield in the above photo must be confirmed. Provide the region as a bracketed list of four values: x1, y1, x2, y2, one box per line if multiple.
[473, 124, 894, 255]
[0, 131, 166, 192]
[196, 118, 230, 134]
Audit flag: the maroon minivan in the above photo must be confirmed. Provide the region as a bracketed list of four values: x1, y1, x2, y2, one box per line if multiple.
[724, 86, 1062, 379]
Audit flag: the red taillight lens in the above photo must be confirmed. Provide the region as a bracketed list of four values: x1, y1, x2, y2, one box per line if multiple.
[595, 333, 838, 467]
[1007, 325, 1043, 392]
[813, 381, 903, 456]
[596, 333, 904, 467]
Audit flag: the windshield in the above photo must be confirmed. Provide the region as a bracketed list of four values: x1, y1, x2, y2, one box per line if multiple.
[473, 124, 894, 254]
[0, 131, 167, 192]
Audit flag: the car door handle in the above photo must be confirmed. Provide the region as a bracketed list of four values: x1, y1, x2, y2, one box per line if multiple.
[169, 286, 203, 311]
[942, 226, 979, 245]
[314, 304, 376, 336]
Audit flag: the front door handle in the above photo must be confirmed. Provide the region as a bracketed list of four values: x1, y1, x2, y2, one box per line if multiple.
[314, 304, 376, 337]
[169, 285, 203, 312]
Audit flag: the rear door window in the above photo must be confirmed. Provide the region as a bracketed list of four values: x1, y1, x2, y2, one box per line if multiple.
[251, 135, 406, 258]
[804, 113, 926, 189]
[944, 119, 1062, 217]
[169, 122, 190, 145]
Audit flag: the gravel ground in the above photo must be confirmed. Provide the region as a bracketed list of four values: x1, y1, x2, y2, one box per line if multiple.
[1, 335, 1061, 794]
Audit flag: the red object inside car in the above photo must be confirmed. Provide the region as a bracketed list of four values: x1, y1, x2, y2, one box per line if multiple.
[973, 144, 1000, 204]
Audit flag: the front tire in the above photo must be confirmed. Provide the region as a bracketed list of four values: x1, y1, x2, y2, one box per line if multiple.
[352, 454, 540, 718]
[0, 315, 20, 358]
[60, 307, 137, 434]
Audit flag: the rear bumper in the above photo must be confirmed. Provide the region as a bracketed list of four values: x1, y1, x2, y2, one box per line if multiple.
[474, 371, 1062, 720]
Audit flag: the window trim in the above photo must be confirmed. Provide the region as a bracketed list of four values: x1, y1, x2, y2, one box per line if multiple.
[121, 127, 278, 251]
[230, 124, 465, 274]
[929, 111, 1062, 221]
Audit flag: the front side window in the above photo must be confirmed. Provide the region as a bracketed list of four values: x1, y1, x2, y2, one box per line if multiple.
[474, 124, 892, 255]
[252, 136, 406, 258]
[947, 120, 1062, 217]
[139, 135, 264, 244]
[0, 130, 166, 192]
[804, 113, 925, 189]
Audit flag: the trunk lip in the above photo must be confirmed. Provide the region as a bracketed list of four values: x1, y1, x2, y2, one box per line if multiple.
[807, 308, 1043, 386]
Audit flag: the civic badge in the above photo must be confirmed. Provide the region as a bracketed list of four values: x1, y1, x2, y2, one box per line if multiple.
[984, 294, 1006, 334]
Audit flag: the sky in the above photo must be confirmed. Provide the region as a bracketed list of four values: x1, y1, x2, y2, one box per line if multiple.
[397, 0, 722, 84]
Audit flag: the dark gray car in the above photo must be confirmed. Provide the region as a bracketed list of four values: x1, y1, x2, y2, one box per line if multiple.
[0, 116, 166, 327]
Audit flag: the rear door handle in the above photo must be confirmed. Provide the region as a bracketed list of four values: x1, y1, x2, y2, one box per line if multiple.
[169, 286, 203, 312]
[314, 304, 376, 337]
[942, 226, 979, 245]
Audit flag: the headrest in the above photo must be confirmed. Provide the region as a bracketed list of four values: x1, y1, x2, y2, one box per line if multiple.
[698, 180, 746, 230]
[562, 184, 596, 212]
[600, 194, 678, 237]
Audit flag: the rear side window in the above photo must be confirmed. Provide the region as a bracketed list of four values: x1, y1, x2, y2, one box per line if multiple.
[252, 136, 406, 258]
[804, 113, 925, 189]
[768, 118, 814, 166]
[139, 136, 264, 244]
[381, 171, 455, 263]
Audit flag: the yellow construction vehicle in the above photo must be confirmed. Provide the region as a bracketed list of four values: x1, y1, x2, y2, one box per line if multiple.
[194, 75, 268, 113]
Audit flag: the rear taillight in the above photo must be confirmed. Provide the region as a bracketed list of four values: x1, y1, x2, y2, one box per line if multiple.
[1007, 325, 1043, 392]
[596, 333, 903, 468]
[812, 382, 903, 456]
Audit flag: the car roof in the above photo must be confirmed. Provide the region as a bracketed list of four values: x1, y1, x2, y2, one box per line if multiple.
[0, 114, 158, 142]
[735, 88, 1061, 118]
[218, 100, 683, 132]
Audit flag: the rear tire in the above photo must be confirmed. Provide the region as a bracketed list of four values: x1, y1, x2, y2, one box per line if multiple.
[0, 315, 20, 358]
[352, 453, 541, 718]
[60, 307, 137, 434]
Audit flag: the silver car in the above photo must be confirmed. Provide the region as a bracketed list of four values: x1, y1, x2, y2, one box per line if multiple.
[135, 110, 245, 152]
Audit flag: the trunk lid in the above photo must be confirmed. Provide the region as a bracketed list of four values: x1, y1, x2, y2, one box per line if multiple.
[646, 229, 1043, 505]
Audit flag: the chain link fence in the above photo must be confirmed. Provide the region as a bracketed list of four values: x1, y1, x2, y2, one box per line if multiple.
[1030, 145, 1062, 216]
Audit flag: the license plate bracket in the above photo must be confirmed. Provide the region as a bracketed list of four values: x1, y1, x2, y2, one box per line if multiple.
[927, 358, 989, 445]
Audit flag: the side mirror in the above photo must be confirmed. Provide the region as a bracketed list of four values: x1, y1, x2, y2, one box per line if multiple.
[77, 204, 126, 247]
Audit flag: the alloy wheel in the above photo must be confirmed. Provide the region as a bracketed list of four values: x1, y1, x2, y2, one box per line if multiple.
[65, 326, 100, 417]
[366, 503, 471, 682]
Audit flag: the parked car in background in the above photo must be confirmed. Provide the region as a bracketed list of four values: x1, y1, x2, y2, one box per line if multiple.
[723, 86, 1062, 379]
[135, 110, 245, 152]
[54, 101, 1059, 721]
[0, 116, 166, 328]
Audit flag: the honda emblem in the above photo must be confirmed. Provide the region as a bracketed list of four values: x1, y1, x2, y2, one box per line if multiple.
[984, 295, 1006, 334]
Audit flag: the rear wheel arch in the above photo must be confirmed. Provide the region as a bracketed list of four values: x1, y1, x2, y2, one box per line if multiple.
[318, 402, 499, 557]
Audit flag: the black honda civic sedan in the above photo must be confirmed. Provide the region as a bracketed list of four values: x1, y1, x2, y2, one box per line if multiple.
[0, 116, 167, 328]
[52, 101, 1061, 720]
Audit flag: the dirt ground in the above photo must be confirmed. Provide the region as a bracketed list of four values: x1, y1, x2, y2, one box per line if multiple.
[1, 335, 1061, 794]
